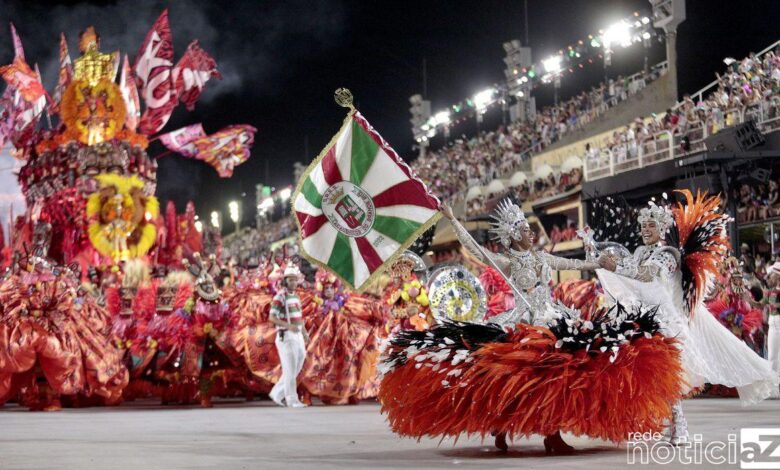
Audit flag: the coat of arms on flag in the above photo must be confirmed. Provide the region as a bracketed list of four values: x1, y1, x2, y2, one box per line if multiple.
[292, 89, 441, 291]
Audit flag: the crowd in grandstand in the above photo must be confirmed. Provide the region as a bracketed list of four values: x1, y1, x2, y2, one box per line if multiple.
[464, 166, 583, 217]
[411, 67, 665, 203]
[223, 48, 780, 264]
[222, 218, 295, 265]
[589, 49, 780, 172]
[412, 48, 780, 220]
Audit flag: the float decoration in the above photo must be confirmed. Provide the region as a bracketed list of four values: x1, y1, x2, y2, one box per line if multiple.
[86, 174, 159, 261]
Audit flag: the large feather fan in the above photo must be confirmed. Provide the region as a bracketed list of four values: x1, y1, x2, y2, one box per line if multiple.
[667, 190, 730, 317]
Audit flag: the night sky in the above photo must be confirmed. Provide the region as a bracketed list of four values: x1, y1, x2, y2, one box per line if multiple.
[0, 0, 778, 232]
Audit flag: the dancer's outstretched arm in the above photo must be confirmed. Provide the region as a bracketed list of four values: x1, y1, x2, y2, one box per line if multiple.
[440, 204, 510, 273]
[540, 252, 600, 272]
[600, 248, 677, 282]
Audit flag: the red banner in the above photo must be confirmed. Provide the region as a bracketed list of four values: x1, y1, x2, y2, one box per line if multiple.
[50, 33, 73, 114]
[134, 10, 176, 135]
[10, 23, 24, 60]
[0, 58, 47, 104]
[119, 55, 141, 131]
[173, 40, 221, 111]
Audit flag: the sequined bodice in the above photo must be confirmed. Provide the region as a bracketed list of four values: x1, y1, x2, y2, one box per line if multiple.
[507, 249, 553, 292]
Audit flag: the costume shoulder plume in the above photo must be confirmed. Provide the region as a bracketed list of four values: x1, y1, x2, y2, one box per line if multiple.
[668, 189, 730, 317]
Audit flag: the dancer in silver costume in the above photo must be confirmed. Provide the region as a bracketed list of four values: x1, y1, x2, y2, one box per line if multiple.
[594, 199, 779, 445]
[441, 200, 600, 328]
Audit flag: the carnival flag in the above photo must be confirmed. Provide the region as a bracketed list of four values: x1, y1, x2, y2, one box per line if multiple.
[158, 124, 255, 177]
[134, 10, 176, 135]
[0, 57, 47, 104]
[158, 123, 206, 153]
[292, 89, 441, 291]
[9, 23, 24, 60]
[119, 55, 141, 131]
[50, 33, 73, 114]
[172, 40, 221, 111]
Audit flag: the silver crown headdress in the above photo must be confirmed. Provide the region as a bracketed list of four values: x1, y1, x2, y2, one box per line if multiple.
[638, 201, 674, 236]
[489, 199, 528, 247]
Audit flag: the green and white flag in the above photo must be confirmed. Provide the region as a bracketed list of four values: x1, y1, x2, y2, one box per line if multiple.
[292, 92, 440, 291]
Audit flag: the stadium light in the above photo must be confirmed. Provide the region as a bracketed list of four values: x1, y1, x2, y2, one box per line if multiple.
[278, 187, 292, 202]
[259, 197, 274, 211]
[542, 55, 562, 75]
[602, 20, 632, 49]
[210, 211, 220, 228]
[473, 88, 495, 112]
[431, 110, 451, 126]
[228, 201, 240, 223]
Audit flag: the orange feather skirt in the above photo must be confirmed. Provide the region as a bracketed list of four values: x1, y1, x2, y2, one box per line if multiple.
[379, 320, 683, 443]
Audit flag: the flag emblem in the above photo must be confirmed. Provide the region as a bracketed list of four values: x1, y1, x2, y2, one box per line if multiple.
[322, 181, 375, 236]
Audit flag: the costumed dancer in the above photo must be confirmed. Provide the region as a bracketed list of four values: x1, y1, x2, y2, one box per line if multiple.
[105, 259, 156, 399]
[0, 222, 128, 410]
[383, 253, 432, 332]
[705, 257, 764, 350]
[226, 258, 318, 400]
[184, 253, 237, 407]
[268, 264, 309, 408]
[300, 270, 388, 404]
[379, 201, 684, 453]
[142, 269, 196, 403]
[766, 262, 780, 382]
[592, 191, 780, 444]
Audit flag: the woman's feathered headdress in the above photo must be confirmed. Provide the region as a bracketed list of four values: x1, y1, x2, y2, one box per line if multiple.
[489, 199, 528, 247]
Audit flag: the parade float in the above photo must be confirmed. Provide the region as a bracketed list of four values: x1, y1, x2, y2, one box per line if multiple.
[0, 11, 256, 408]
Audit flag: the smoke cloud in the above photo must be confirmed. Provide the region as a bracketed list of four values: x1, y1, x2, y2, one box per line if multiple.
[0, 0, 347, 103]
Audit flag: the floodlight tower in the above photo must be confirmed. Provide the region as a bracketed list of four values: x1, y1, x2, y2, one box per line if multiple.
[503, 39, 533, 122]
[409, 94, 431, 158]
[650, 0, 685, 99]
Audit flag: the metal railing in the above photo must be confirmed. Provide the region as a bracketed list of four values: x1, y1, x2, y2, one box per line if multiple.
[446, 62, 671, 213]
[686, 40, 780, 105]
[584, 100, 780, 181]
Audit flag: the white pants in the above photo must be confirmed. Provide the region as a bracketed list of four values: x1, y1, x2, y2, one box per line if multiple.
[270, 330, 306, 405]
[769, 316, 780, 378]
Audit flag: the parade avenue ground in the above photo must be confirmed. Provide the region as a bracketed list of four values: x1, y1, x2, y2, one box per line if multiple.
[1, 397, 778, 469]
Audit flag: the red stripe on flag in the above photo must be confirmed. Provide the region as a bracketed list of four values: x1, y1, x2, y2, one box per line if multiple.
[372, 180, 439, 209]
[355, 236, 384, 274]
[321, 147, 343, 185]
[296, 211, 329, 238]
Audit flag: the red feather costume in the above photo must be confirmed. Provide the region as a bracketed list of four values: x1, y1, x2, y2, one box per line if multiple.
[0, 262, 128, 409]
[379, 309, 683, 443]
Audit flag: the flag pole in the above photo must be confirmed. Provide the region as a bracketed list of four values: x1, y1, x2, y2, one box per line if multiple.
[449, 216, 533, 310]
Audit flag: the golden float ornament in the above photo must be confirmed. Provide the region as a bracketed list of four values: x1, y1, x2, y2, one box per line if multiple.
[86, 174, 159, 261]
[60, 78, 127, 145]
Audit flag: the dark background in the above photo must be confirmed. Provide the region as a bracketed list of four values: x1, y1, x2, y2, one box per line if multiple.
[1, 0, 778, 232]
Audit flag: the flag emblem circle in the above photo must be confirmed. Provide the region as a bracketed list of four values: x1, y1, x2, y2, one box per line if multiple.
[321, 181, 376, 238]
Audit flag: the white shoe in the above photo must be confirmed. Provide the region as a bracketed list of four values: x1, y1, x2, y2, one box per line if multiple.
[287, 397, 307, 408]
[270, 393, 286, 407]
